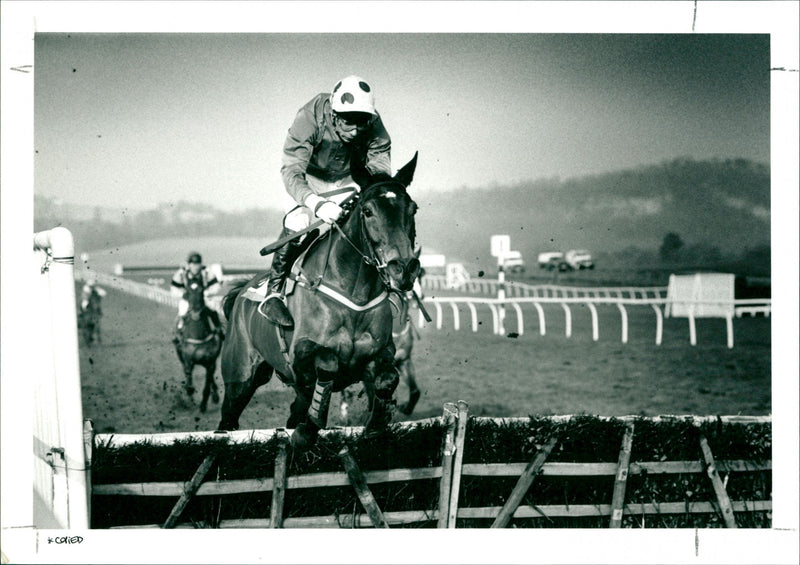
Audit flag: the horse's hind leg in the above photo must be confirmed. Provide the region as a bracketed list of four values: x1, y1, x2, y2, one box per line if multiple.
[184, 362, 196, 396]
[398, 358, 421, 416]
[218, 362, 272, 430]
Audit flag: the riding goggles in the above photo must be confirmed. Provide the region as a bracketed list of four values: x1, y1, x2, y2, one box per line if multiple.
[333, 111, 375, 129]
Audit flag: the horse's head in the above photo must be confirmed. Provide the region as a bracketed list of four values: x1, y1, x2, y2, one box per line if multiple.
[184, 282, 207, 313]
[351, 152, 421, 292]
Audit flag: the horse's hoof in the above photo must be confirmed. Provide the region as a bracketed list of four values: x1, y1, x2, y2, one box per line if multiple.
[290, 423, 318, 451]
[186, 386, 195, 396]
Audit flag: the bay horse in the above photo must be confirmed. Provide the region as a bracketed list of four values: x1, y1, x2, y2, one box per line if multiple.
[78, 286, 103, 346]
[218, 153, 421, 449]
[174, 282, 223, 412]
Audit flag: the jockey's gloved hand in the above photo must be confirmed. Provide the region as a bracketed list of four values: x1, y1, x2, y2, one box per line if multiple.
[306, 194, 343, 224]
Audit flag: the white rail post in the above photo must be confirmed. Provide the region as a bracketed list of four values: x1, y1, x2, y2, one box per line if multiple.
[651, 304, 664, 346]
[510, 303, 524, 336]
[467, 302, 479, 332]
[616, 304, 629, 344]
[497, 256, 506, 335]
[32, 227, 90, 529]
[725, 314, 734, 349]
[587, 302, 599, 341]
[450, 302, 460, 331]
[433, 302, 443, 330]
[490, 235, 510, 336]
[561, 303, 572, 338]
[533, 302, 546, 336]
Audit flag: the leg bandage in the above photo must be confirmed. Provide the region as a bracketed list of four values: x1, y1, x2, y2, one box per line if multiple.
[308, 380, 333, 428]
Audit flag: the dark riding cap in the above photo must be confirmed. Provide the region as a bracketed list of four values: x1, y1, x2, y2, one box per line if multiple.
[187, 252, 202, 264]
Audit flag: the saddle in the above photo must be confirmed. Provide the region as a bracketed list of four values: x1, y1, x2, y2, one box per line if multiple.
[242, 230, 325, 305]
[241, 249, 309, 304]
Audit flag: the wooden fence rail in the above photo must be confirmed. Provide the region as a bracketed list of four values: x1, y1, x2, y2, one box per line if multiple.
[92, 459, 771, 498]
[91, 410, 771, 529]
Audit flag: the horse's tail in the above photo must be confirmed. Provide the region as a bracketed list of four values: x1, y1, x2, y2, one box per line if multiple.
[222, 279, 248, 321]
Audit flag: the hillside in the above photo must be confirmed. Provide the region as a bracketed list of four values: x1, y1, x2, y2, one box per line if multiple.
[413, 157, 769, 270]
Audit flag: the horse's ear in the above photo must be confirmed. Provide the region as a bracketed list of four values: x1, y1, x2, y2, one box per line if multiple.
[349, 150, 372, 189]
[394, 151, 418, 188]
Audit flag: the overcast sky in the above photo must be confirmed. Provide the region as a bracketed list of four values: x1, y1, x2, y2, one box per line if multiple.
[34, 32, 770, 211]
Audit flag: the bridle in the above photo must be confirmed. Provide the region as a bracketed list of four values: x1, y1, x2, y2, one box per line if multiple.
[286, 180, 417, 313]
[328, 180, 415, 289]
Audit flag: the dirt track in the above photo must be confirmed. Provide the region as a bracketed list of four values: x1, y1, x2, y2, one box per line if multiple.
[79, 285, 771, 435]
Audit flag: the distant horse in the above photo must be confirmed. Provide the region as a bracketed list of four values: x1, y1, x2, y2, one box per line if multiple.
[174, 282, 223, 412]
[218, 153, 421, 449]
[78, 286, 103, 346]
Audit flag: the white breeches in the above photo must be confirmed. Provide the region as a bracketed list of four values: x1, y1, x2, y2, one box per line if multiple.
[283, 175, 359, 233]
[177, 299, 189, 317]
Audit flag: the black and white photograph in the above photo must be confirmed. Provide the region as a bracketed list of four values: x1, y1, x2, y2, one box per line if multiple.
[2, 1, 798, 564]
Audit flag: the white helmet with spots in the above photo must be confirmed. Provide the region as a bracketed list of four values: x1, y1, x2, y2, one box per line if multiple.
[330, 75, 377, 115]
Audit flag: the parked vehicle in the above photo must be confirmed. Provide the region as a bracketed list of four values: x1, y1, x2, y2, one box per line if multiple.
[565, 249, 594, 270]
[503, 250, 525, 273]
[538, 250, 595, 271]
[537, 251, 564, 270]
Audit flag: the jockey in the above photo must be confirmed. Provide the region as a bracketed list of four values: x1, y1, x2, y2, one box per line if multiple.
[263, 75, 393, 327]
[170, 252, 221, 342]
[80, 277, 106, 312]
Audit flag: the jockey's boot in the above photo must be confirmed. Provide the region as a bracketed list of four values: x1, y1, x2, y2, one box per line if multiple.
[263, 228, 302, 327]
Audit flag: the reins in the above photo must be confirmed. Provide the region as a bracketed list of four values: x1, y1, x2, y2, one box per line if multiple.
[328, 180, 406, 290]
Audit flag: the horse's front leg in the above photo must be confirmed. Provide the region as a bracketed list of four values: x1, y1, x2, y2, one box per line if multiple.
[362, 346, 399, 439]
[184, 363, 195, 397]
[291, 343, 339, 451]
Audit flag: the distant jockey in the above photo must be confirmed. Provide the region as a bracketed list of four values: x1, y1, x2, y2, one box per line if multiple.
[171, 252, 221, 343]
[80, 277, 107, 312]
[262, 75, 393, 328]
